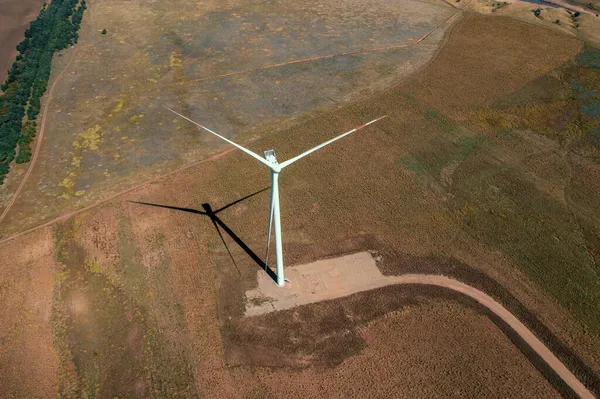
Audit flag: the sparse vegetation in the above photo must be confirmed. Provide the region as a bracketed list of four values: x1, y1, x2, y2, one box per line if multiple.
[0, 0, 86, 183]
[491, 1, 508, 11]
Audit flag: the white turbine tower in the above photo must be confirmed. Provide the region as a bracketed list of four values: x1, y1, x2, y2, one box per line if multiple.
[167, 108, 386, 286]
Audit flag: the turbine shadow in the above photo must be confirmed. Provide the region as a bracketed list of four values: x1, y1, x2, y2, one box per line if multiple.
[129, 188, 277, 283]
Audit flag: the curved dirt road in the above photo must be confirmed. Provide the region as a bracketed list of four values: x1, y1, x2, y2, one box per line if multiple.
[250, 254, 595, 398]
[399, 275, 595, 399]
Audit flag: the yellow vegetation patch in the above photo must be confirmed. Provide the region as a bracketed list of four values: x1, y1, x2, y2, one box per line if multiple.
[59, 125, 103, 198]
[54, 263, 70, 283]
[85, 258, 102, 274]
[71, 157, 82, 168]
[110, 98, 125, 117]
[169, 51, 183, 68]
[129, 114, 144, 123]
[58, 172, 77, 189]
[74, 124, 102, 151]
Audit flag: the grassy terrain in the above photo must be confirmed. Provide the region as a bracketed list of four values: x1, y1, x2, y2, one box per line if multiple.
[1, 9, 600, 398]
[0, 0, 456, 236]
[441, 43, 600, 331]
[51, 218, 197, 397]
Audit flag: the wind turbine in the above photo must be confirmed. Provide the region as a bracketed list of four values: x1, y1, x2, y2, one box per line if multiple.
[167, 108, 386, 286]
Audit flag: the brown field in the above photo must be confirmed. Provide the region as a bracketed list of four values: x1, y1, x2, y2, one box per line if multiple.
[1, 1, 600, 398]
[0, 0, 45, 83]
[0, 221, 568, 398]
[238, 294, 562, 398]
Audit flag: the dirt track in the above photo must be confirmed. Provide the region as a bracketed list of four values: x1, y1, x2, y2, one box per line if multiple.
[247, 253, 594, 398]
[0, 46, 79, 225]
[390, 275, 594, 399]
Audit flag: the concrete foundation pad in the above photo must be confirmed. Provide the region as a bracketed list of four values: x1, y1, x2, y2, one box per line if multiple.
[245, 251, 390, 316]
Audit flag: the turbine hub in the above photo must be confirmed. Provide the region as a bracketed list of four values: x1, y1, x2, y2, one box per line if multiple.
[264, 149, 281, 172]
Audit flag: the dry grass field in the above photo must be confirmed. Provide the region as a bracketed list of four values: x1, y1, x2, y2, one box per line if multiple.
[238, 295, 562, 398]
[0, 0, 456, 236]
[1, 1, 600, 398]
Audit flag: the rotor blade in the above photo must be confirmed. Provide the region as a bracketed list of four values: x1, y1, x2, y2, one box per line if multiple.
[264, 183, 276, 269]
[278, 116, 387, 169]
[214, 187, 269, 214]
[167, 108, 272, 168]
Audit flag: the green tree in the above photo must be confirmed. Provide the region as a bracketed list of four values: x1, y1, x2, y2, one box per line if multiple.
[0, 0, 86, 184]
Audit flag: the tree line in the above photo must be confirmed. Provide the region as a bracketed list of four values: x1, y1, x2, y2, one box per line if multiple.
[0, 0, 86, 184]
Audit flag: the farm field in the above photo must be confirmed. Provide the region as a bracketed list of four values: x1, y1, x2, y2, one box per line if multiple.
[0, 0, 46, 83]
[1, 0, 600, 398]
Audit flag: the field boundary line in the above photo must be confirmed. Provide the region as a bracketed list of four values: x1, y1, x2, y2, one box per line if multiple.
[158, 44, 417, 89]
[410, 0, 458, 9]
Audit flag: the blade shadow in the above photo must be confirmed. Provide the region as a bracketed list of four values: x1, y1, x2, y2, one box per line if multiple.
[129, 187, 277, 283]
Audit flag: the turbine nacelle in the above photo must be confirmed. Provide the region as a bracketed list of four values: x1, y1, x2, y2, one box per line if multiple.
[263, 150, 281, 173]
